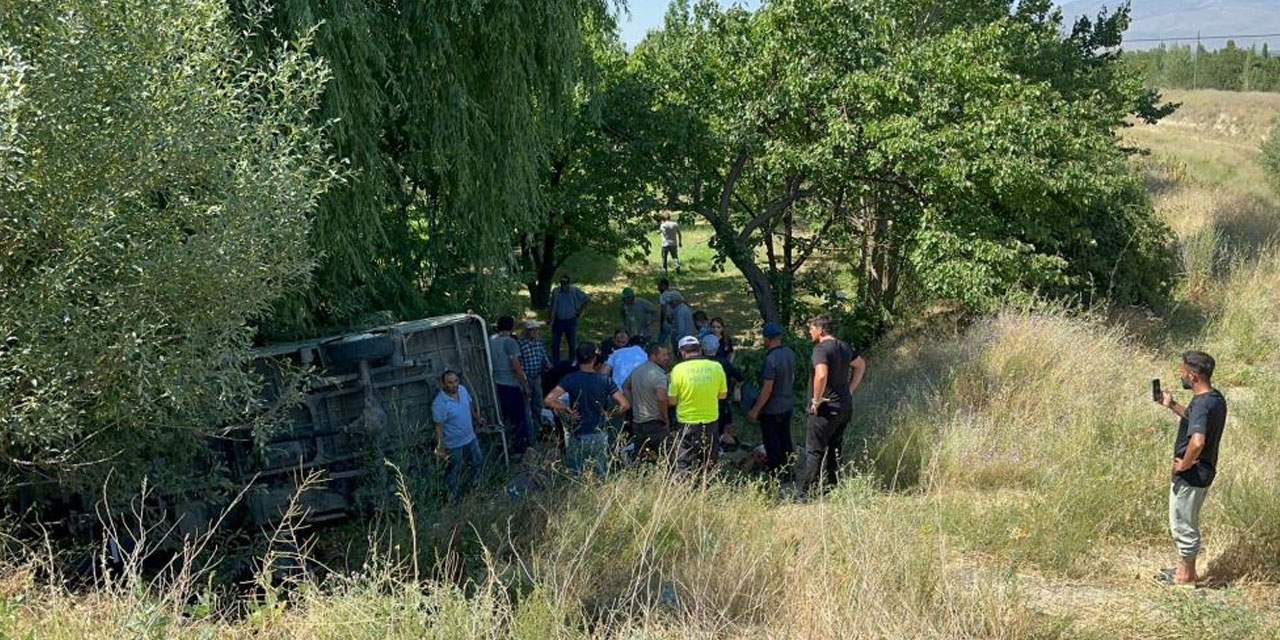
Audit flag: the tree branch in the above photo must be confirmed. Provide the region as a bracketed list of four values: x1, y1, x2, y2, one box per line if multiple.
[717, 150, 751, 224]
[850, 173, 927, 205]
[737, 176, 810, 245]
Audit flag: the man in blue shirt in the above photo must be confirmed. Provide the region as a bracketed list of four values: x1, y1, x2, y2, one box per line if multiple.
[544, 342, 630, 478]
[432, 370, 486, 503]
[547, 274, 590, 363]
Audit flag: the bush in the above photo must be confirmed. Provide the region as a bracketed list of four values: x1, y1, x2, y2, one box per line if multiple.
[1263, 120, 1280, 195]
[0, 1, 333, 494]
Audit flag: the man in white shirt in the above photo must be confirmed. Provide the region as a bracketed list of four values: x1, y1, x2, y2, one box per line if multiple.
[659, 214, 682, 273]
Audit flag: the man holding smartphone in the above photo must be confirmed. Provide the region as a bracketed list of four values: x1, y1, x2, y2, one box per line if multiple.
[1155, 351, 1227, 586]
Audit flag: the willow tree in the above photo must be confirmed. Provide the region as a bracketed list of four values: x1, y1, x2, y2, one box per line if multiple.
[634, 0, 1176, 327]
[251, 0, 610, 337]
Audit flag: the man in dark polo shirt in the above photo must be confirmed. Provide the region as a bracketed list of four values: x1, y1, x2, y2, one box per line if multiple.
[544, 342, 630, 479]
[1156, 350, 1227, 586]
[802, 314, 866, 497]
[747, 322, 796, 476]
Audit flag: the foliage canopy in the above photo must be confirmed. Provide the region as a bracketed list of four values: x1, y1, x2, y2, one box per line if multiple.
[633, 0, 1177, 327]
[0, 0, 333, 490]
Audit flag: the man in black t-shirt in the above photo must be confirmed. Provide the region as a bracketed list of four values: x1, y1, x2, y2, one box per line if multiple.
[801, 314, 867, 497]
[747, 322, 797, 476]
[1155, 350, 1227, 586]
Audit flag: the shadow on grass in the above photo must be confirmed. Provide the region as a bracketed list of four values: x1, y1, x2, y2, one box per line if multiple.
[1126, 190, 1280, 352]
[1203, 538, 1280, 588]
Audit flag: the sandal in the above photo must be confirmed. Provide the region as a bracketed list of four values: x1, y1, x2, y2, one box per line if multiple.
[1152, 569, 1196, 588]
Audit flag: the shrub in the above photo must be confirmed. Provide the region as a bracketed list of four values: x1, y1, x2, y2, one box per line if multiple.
[0, 0, 333, 495]
[1263, 120, 1280, 195]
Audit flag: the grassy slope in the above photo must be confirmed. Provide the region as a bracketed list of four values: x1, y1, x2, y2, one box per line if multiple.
[6, 91, 1280, 638]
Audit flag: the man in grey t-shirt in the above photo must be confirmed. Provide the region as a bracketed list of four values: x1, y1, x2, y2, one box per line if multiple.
[747, 322, 796, 474]
[490, 316, 531, 455]
[625, 343, 672, 463]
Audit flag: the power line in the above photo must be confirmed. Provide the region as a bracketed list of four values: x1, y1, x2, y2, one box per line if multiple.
[1126, 32, 1280, 43]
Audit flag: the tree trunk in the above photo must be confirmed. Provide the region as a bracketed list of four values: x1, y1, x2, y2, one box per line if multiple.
[738, 258, 782, 324]
[702, 213, 783, 324]
[526, 231, 558, 309]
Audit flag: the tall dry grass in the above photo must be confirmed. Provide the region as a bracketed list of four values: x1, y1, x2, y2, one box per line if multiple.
[5, 90, 1280, 639]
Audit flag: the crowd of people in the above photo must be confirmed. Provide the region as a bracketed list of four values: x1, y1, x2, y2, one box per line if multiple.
[428, 219, 1230, 589]
[430, 268, 868, 504]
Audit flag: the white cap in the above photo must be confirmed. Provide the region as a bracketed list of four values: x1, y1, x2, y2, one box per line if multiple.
[677, 335, 701, 350]
[524, 320, 543, 329]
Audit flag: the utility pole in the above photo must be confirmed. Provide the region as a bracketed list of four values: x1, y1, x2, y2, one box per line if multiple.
[1192, 31, 1201, 89]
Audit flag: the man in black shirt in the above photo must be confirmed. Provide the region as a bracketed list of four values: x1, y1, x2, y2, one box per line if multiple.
[747, 322, 797, 476]
[1156, 350, 1227, 586]
[801, 314, 866, 497]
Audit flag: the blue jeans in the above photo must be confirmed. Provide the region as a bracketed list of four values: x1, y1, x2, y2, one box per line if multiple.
[566, 431, 609, 479]
[551, 317, 577, 364]
[443, 439, 484, 503]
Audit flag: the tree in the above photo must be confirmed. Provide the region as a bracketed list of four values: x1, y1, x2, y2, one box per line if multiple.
[249, 0, 611, 338]
[634, 0, 1175, 327]
[518, 24, 673, 309]
[0, 0, 332, 492]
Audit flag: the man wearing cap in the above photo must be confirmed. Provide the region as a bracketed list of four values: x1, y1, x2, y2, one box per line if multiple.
[666, 291, 697, 353]
[747, 323, 797, 476]
[548, 274, 590, 364]
[667, 335, 728, 472]
[518, 320, 552, 442]
[619, 287, 658, 342]
[545, 342, 630, 479]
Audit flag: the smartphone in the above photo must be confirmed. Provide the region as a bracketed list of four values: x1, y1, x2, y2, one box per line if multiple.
[1151, 379, 1162, 402]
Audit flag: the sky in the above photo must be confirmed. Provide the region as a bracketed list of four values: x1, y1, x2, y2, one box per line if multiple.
[616, 1, 1280, 50]
[618, 0, 760, 49]
[615, 1, 1076, 49]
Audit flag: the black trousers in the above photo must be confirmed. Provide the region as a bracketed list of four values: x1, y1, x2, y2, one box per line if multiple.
[632, 419, 670, 463]
[802, 402, 852, 495]
[759, 410, 794, 474]
[675, 421, 719, 472]
[496, 383, 531, 455]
